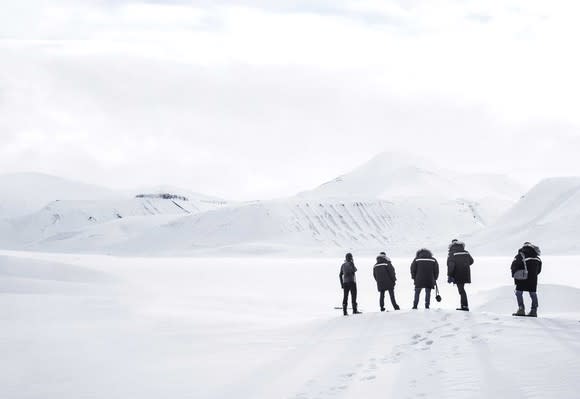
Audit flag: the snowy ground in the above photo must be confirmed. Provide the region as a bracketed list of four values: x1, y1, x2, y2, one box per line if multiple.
[1, 251, 580, 398]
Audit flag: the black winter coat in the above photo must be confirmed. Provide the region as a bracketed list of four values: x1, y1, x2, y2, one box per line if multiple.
[410, 249, 439, 289]
[511, 245, 542, 292]
[373, 256, 397, 291]
[447, 242, 474, 284]
[339, 261, 357, 285]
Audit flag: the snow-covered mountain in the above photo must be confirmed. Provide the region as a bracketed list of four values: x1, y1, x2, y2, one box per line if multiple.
[468, 177, 580, 254]
[0, 173, 119, 219]
[300, 152, 524, 202]
[0, 173, 230, 251]
[13, 197, 493, 255]
[1, 196, 228, 249]
[0, 152, 528, 255]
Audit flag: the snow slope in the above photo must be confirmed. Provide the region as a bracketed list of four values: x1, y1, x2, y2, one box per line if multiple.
[0, 172, 119, 219]
[0, 195, 231, 250]
[0, 153, 526, 255]
[300, 151, 524, 202]
[0, 198, 198, 248]
[1, 251, 579, 398]
[17, 197, 495, 255]
[0, 174, 230, 251]
[468, 177, 580, 254]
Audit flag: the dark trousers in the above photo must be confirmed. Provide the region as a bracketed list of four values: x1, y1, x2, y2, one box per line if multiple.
[413, 287, 432, 308]
[457, 283, 468, 308]
[516, 290, 538, 309]
[343, 282, 358, 311]
[379, 289, 399, 310]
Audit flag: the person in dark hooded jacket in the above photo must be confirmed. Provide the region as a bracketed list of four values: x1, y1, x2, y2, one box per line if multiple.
[511, 242, 542, 317]
[410, 248, 439, 309]
[447, 239, 474, 311]
[339, 253, 360, 316]
[373, 251, 400, 311]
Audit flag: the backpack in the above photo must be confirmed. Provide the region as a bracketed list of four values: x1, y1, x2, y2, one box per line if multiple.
[513, 252, 529, 280]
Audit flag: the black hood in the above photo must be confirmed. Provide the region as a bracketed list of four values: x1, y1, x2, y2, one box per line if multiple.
[416, 248, 433, 258]
[449, 241, 466, 253]
[520, 243, 541, 257]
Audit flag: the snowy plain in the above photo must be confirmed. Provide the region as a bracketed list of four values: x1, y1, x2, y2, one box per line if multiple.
[1, 250, 580, 399]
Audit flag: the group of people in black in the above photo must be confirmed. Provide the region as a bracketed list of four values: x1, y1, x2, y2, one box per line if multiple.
[339, 240, 542, 317]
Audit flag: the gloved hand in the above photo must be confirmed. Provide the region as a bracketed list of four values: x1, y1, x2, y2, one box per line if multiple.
[447, 276, 455, 284]
[341, 283, 344, 289]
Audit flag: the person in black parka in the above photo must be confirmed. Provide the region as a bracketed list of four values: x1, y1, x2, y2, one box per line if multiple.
[410, 248, 439, 309]
[511, 242, 542, 317]
[447, 239, 474, 311]
[373, 251, 400, 311]
[339, 253, 360, 316]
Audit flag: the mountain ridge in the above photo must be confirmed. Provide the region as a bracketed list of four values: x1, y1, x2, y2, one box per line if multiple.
[3, 153, 559, 255]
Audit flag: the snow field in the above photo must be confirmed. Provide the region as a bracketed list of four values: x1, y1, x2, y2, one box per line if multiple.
[1, 251, 580, 398]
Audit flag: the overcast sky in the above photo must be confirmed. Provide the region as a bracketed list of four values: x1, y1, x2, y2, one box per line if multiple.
[1, 0, 579, 200]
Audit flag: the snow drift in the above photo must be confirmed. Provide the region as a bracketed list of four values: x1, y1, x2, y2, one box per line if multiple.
[468, 177, 580, 254]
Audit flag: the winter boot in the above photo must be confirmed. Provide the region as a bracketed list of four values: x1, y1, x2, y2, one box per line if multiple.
[343, 306, 348, 316]
[380, 307, 385, 312]
[512, 307, 525, 317]
[394, 305, 400, 310]
[527, 308, 537, 318]
[353, 306, 361, 314]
